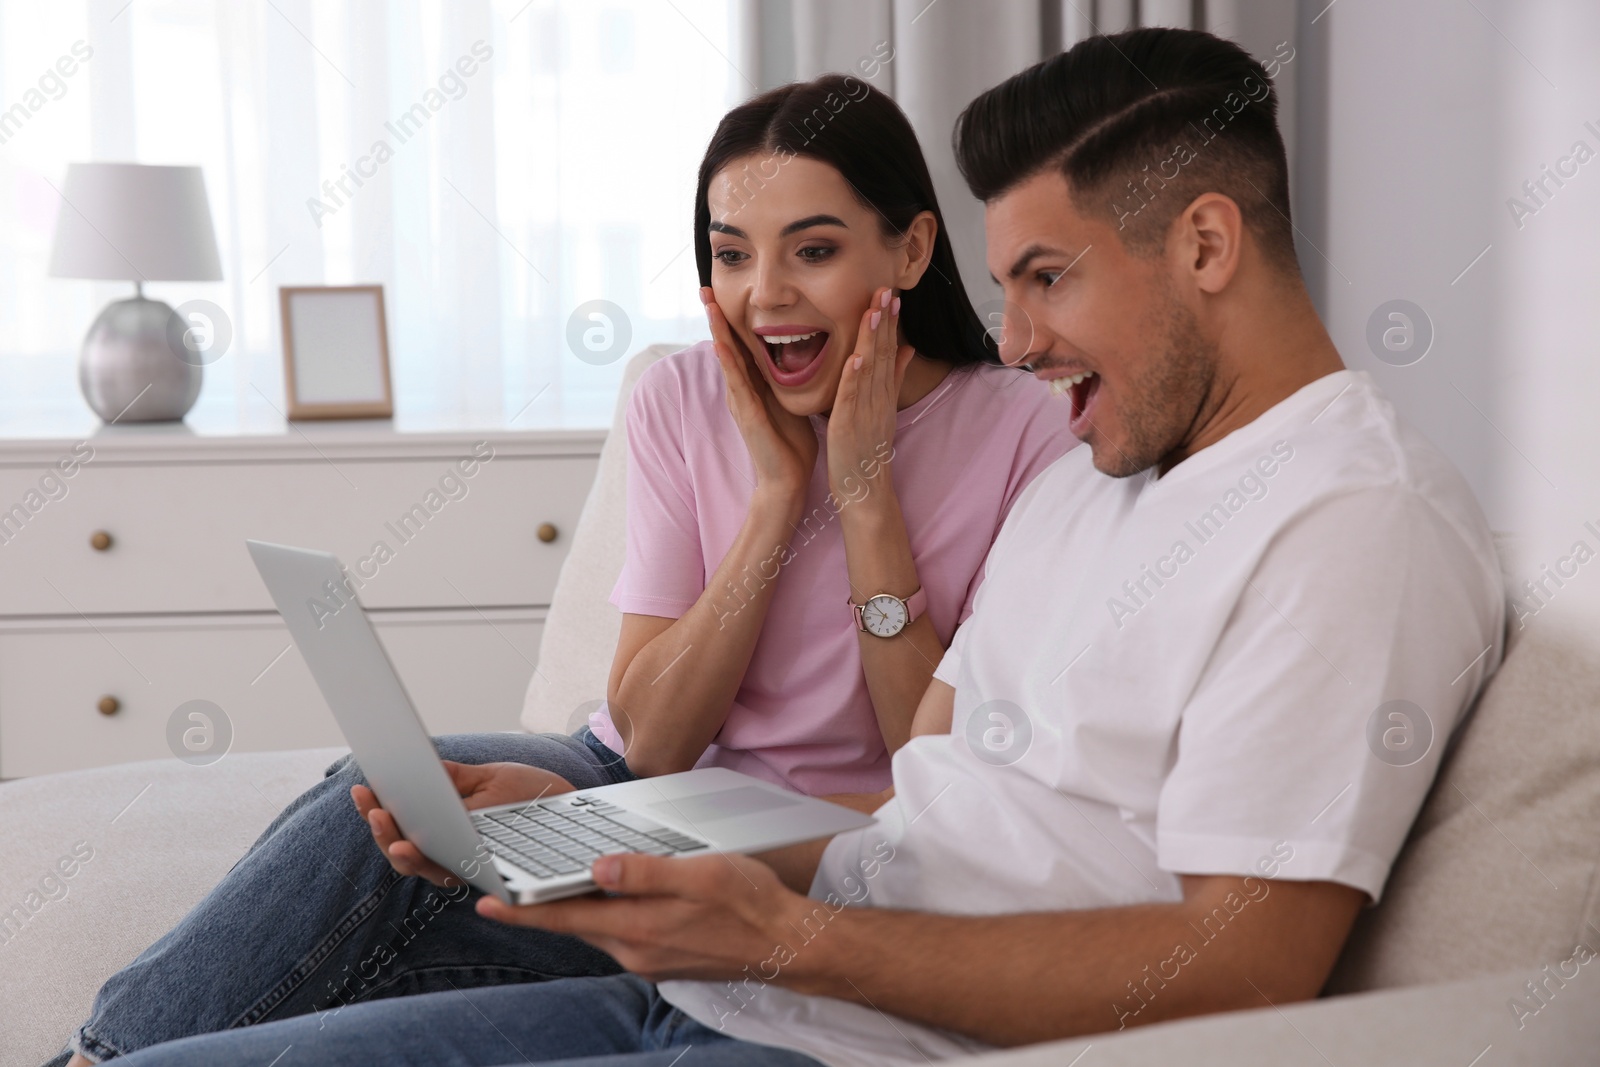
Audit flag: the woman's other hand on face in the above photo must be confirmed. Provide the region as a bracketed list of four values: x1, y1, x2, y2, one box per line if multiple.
[351, 761, 575, 887]
[827, 286, 913, 508]
[703, 287, 819, 511]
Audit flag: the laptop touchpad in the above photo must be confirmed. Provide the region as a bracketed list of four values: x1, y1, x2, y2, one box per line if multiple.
[649, 785, 800, 823]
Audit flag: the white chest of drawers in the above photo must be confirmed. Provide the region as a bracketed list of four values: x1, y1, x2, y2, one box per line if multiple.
[0, 411, 604, 778]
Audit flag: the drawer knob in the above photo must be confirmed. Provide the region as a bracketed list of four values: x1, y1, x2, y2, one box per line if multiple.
[97, 695, 121, 716]
[90, 530, 114, 551]
[536, 522, 559, 544]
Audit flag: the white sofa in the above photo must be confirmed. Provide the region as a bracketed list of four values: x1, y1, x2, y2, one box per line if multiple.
[4, 345, 1599, 1066]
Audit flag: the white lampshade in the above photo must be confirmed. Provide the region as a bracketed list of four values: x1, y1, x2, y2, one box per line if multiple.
[48, 162, 223, 282]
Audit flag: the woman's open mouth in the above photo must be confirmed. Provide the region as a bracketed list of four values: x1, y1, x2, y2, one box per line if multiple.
[754, 326, 830, 388]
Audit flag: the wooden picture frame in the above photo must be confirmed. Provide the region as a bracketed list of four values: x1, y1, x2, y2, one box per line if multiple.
[278, 284, 394, 420]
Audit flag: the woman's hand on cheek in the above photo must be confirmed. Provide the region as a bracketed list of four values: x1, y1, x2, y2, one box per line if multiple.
[827, 287, 912, 508]
[702, 288, 818, 509]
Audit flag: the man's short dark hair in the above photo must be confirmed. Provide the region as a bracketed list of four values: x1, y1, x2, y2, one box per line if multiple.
[954, 28, 1299, 272]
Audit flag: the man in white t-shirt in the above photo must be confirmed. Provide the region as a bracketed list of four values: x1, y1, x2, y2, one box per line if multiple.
[93, 29, 1503, 1067]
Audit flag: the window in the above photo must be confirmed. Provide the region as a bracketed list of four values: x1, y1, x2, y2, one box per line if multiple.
[0, 0, 735, 429]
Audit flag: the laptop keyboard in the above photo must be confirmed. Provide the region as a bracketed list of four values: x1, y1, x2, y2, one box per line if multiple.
[473, 794, 708, 879]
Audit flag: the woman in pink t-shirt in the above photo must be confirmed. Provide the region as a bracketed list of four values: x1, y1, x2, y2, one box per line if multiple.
[585, 75, 1078, 796]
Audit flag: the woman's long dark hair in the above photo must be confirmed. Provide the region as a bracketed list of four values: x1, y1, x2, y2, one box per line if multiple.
[694, 75, 997, 367]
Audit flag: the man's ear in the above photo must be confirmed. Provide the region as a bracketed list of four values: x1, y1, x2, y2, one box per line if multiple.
[895, 210, 939, 289]
[1174, 192, 1244, 295]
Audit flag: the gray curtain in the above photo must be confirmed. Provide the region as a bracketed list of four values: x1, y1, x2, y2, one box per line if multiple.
[738, 0, 1300, 307]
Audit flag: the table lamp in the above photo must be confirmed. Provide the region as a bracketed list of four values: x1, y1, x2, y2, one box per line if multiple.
[48, 162, 223, 422]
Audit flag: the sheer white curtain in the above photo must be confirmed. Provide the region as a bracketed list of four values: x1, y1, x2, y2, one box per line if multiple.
[0, 0, 737, 428]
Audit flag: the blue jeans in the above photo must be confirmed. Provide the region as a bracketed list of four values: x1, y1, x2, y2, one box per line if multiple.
[64, 729, 797, 1064]
[105, 974, 818, 1066]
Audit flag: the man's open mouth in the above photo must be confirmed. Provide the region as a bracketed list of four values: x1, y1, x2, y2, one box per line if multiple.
[1049, 371, 1101, 430]
[754, 328, 830, 387]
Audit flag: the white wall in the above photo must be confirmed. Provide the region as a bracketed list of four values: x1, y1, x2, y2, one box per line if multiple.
[1304, 0, 1600, 621]
[1300, 0, 1502, 517]
[1496, 2, 1600, 623]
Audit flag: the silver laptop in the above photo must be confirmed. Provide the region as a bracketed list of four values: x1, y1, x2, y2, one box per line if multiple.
[246, 539, 875, 904]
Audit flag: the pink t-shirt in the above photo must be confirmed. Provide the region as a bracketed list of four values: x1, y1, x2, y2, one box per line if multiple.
[591, 340, 1077, 794]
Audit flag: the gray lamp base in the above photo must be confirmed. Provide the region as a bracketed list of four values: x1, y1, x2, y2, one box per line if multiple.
[79, 296, 202, 423]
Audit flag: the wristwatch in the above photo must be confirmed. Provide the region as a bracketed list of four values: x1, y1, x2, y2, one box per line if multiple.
[851, 587, 927, 638]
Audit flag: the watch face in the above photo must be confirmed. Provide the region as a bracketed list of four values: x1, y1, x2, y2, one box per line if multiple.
[861, 594, 908, 637]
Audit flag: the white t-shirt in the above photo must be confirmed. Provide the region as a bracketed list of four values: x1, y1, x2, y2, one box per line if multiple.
[659, 370, 1505, 1066]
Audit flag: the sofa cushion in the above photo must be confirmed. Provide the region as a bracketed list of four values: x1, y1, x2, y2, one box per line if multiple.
[946, 968, 1598, 1067]
[0, 747, 346, 1067]
[1327, 602, 1600, 991]
[520, 343, 679, 735]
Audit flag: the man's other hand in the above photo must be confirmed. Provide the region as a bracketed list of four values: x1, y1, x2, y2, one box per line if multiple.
[475, 851, 812, 983]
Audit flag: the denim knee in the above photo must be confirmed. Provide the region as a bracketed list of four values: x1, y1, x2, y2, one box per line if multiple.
[319, 733, 512, 790]
[430, 732, 577, 766]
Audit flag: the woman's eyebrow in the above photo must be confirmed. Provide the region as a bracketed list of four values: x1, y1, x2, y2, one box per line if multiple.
[780, 214, 847, 236]
[707, 214, 848, 239]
